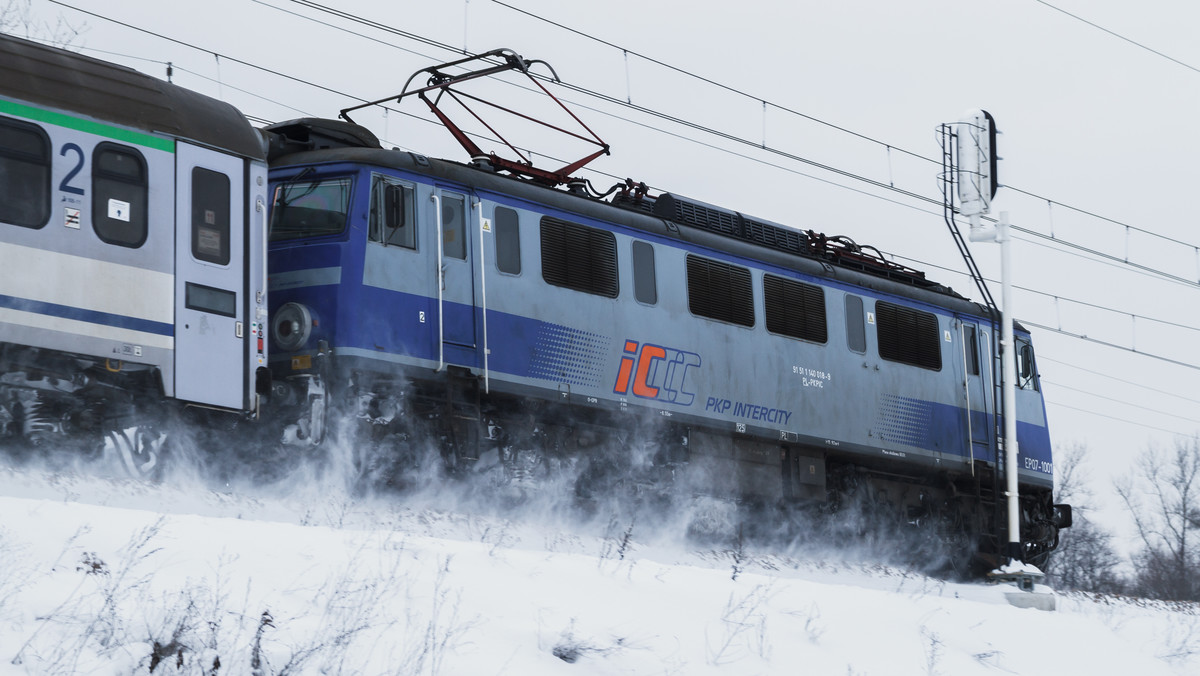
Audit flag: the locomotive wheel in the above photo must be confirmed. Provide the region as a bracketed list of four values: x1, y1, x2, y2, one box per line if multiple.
[103, 425, 168, 480]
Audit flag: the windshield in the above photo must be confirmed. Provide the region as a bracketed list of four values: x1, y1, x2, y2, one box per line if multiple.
[269, 176, 352, 241]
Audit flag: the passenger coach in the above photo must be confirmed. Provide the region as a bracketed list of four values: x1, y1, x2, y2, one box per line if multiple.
[0, 34, 268, 472]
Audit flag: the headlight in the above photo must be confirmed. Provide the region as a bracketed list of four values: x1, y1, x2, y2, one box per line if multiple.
[272, 302, 313, 352]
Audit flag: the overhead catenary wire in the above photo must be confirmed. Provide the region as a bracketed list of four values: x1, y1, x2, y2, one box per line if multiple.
[50, 0, 1200, 282]
[488, 0, 1200, 255]
[1022, 320, 1200, 371]
[1048, 401, 1196, 438]
[1039, 355, 1200, 407]
[51, 1, 1200, 346]
[887, 252, 1200, 335]
[45, 0, 1200, 310]
[1032, 0, 1200, 78]
[44, 0, 373, 105]
[257, 0, 1200, 292]
[63, 0, 1188, 294]
[1042, 378, 1200, 428]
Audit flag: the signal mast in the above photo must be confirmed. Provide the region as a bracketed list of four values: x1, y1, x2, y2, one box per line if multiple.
[941, 111, 1024, 569]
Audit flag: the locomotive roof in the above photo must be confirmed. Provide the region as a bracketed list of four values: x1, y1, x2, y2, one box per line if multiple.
[0, 34, 264, 160]
[266, 118, 1019, 328]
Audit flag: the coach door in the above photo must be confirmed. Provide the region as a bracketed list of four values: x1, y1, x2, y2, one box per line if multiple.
[432, 187, 477, 350]
[174, 143, 247, 410]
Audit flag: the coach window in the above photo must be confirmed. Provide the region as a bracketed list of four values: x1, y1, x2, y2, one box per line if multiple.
[494, 206, 521, 274]
[845, 295, 866, 353]
[0, 118, 50, 228]
[270, 176, 351, 241]
[368, 175, 416, 248]
[632, 241, 656, 305]
[875, 301, 942, 370]
[764, 274, 826, 342]
[685, 255, 754, 327]
[192, 167, 230, 265]
[92, 143, 148, 247]
[540, 216, 618, 297]
[442, 193, 467, 260]
[1016, 336, 1039, 391]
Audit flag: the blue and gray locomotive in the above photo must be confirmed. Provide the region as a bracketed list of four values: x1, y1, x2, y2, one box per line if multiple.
[0, 35, 1069, 568]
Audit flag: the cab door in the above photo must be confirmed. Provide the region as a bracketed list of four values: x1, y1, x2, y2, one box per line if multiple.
[433, 187, 476, 348]
[174, 143, 247, 410]
[961, 321, 992, 463]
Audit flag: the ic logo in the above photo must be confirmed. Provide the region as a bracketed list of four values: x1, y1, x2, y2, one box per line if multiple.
[612, 340, 701, 406]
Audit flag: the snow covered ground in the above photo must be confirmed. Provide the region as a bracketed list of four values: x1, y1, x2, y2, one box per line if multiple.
[0, 459, 1196, 675]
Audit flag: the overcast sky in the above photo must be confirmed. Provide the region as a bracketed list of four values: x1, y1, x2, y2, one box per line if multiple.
[14, 0, 1200, 532]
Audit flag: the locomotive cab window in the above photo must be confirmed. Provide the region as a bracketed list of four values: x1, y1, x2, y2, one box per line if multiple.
[540, 216, 618, 297]
[686, 255, 754, 327]
[92, 143, 148, 247]
[369, 175, 416, 249]
[764, 274, 826, 342]
[494, 206, 521, 274]
[270, 175, 351, 241]
[191, 167, 230, 265]
[876, 301, 942, 370]
[0, 118, 51, 228]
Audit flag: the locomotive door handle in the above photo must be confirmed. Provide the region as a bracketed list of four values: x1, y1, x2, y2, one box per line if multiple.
[440, 264, 446, 290]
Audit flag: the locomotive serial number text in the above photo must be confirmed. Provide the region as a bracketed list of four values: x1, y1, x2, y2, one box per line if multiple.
[793, 365, 832, 388]
[1024, 457, 1053, 474]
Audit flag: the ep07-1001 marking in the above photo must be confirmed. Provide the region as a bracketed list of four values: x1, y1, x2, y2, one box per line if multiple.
[1024, 457, 1053, 474]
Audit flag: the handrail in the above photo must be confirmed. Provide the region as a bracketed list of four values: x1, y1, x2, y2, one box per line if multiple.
[960, 321, 973, 475]
[476, 197, 490, 393]
[431, 193, 444, 372]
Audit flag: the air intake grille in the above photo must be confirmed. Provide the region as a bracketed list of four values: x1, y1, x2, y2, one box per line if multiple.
[686, 255, 754, 327]
[654, 194, 739, 236]
[764, 274, 827, 343]
[540, 216, 619, 298]
[876, 301, 942, 370]
[744, 218, 808, 255]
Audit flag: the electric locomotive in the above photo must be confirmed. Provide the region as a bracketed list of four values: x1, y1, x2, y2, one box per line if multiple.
[261, 51, 1070, 568]
[0, 36, 1069, 568]
[0, 34, 270, 474]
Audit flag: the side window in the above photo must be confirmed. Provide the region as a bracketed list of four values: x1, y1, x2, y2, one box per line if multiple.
[632, 240, 656, 305]
[845, 295, 866, 353]
[369, 175, 416, 248]
[92, 142, 148, 247]
[763, 274, 826, 343]
[441, 193, 467, 260]
[0, 118, 50, 228]
[686, 254, 754, 327]
[964, 324, 980, 376]
[191, 167, 230, 265]
[540, 216, 618, 297]
[876, 301, 942, 370]
[494, 206, 520, 274]
[1016, 336, 1039, 390]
